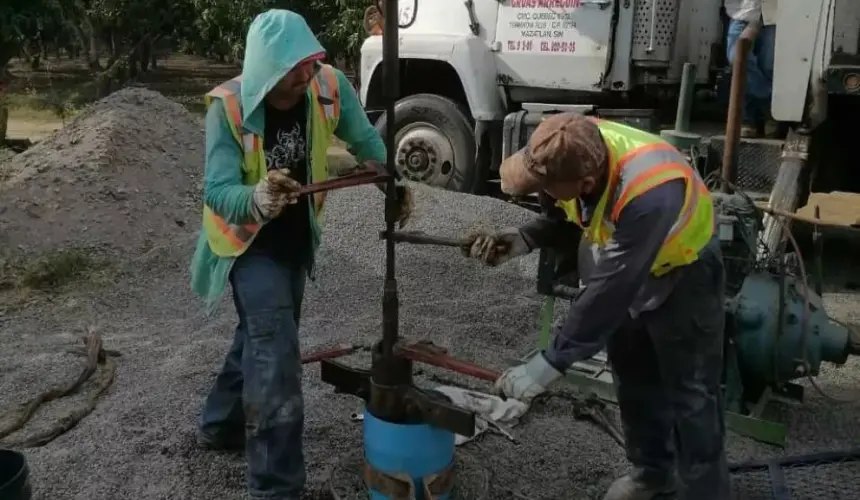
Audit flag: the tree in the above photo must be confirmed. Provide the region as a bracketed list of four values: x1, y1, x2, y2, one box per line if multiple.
[1, 0, 372, 106]
[1, 0, 59, 74]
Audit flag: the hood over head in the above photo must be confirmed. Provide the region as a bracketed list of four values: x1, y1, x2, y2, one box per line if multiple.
[240, 9, 326, 125]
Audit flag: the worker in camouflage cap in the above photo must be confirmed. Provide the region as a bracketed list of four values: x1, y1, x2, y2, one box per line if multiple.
[463, 113, 729, 500]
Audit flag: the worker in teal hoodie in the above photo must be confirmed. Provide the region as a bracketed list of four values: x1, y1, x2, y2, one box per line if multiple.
[189, 9, 413, 499]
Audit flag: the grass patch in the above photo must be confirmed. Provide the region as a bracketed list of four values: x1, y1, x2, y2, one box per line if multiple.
[4, 87, 91, 118]
[0, 249, 98, 292]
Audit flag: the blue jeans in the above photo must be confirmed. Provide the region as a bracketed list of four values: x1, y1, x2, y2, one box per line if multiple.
[199, 251, 307, 499]
[608, 246, 729, 499]
[726, 19, 777, 126]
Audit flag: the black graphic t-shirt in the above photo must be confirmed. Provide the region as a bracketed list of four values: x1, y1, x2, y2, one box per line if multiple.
[250, 98, 311, 265]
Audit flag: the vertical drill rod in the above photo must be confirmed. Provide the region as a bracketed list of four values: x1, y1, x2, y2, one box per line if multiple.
[381, 0, 400, 357]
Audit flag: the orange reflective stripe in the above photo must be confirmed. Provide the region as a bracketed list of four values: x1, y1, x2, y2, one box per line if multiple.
[663, 188, 698, 247]
[212, 214, 247, 250]
[211, 213, 261, 251]
[661, 173, 710, 251]
[324, 70, 340, 117]
[222, 95, 243, 129]
[663, 196, 699, 255]
[311, 66, 341, 122]
[611, 163, 690, 222]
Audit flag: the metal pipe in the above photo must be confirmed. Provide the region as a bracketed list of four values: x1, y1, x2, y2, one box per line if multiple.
[754, 203, 860, 233]
[381, 230, 470, 248]
[722, 22, 760, 193]
[297, 167, 389, 195]
[396, 342, 501, 382]
[301, 344, 363, 364]
[381, 0, 401, 356]
[675, 62, 696, 132]
[813, 205, 824, 297]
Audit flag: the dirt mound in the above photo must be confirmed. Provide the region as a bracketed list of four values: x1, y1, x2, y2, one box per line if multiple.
[0, 87, 203, 259]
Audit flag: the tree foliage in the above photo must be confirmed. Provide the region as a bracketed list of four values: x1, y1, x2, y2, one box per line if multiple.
[0, 0, 373, 76]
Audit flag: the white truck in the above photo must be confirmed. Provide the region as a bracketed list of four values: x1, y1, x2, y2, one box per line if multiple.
[358, 0, 860, 212]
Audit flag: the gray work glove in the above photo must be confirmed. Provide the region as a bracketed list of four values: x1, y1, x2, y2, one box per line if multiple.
[494, 353, 563, 405]
[462, 228, 532, 266]
[250, 168, 301, 222]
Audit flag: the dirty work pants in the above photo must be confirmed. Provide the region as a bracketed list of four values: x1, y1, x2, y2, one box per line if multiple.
[726, 19, 777, 126]
[606, 249, 729, 500]
[199, 251, 307, 499]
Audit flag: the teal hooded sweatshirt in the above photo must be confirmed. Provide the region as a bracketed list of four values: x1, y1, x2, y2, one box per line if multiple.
[190, 9, 386, 312]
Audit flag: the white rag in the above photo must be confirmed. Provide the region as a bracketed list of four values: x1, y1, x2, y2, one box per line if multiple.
[432, 385, 529, 445]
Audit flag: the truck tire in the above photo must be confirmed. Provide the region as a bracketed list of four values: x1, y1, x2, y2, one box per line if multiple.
[375, 94, 478, 193]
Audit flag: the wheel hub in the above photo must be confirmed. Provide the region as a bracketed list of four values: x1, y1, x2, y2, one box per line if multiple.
[406, 148, 430, 171]
[395, 123, 456, 186]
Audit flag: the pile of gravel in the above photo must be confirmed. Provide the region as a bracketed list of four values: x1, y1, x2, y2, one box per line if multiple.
[2, 170, 859, 498]
[0, 87, 203, 259]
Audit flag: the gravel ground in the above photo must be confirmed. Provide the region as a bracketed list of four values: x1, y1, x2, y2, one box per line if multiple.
[1, 90, 859, 500]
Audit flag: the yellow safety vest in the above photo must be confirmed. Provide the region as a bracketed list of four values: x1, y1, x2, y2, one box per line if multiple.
[201, 64, 341, 258]
[557, 118, 715, 277]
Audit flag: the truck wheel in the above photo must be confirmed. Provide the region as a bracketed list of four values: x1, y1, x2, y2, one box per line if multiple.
[375, 94, 477, 193]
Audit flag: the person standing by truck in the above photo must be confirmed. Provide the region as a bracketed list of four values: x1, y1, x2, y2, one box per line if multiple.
[463, 113, 729, 500]
[190, 9, 413, 500]
[724, 0, 780, 138]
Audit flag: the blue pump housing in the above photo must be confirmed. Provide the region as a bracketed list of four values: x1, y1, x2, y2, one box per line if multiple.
[732, 273, 850, 385]
[363, 410, 456, 500]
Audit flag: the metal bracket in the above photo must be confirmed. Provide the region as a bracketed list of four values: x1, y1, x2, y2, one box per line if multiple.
[403, 387, 476, 437]
[423, 460, 456, 498]
[363, 459, 455, 500]
[319, 358, 476, 437]
[320, 359, 371, 400]
[364, 464, 415, 500]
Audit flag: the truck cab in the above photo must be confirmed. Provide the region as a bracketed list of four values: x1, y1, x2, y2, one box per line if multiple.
[359, 0, 860, 210]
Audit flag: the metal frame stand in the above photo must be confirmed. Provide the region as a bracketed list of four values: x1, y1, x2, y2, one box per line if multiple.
[318, 0, 476, 439]
[307, 1, 510, 496]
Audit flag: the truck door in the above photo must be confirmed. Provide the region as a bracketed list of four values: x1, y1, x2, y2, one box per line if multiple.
[494, 0, 615, 90]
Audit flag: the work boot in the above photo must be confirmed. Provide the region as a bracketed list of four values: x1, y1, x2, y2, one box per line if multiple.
[196, 427, 245, 452]
[739, 123, 758, 138]
[602, 474, 676, 500]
